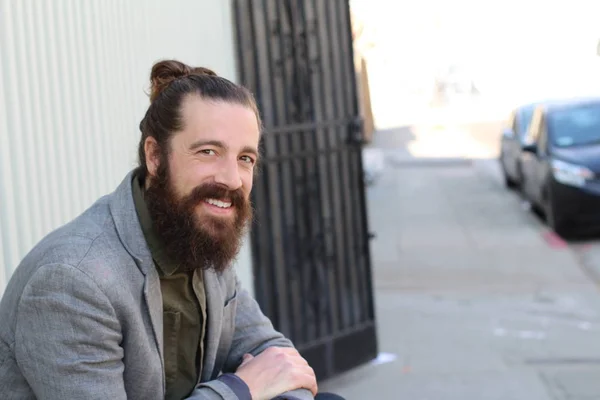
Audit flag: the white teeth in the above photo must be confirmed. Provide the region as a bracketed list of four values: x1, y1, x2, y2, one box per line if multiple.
[206, 198, 232, 208]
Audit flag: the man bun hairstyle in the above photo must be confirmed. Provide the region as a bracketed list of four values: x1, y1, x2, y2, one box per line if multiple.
[137, 59, 261, 181]
[149, 60, 217, 102]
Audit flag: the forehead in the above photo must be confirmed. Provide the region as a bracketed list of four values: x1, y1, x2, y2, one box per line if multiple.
[177, 95, 260, 147]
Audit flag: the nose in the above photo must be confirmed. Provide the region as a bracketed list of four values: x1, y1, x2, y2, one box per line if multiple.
[214, 159, 242, 190]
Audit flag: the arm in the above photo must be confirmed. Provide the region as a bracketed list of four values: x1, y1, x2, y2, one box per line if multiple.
[225, 274, 314, 400]
[187, 272, 315, 399]
[14, 264, 127, 400]
[224, 274, 296, 369]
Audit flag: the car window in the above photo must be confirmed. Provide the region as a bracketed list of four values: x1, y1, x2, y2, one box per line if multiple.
[548, 103, 600, 147]
[525, 108, 543, 144]
[507, 111, 517, 134]
[516, 105, 535, 137]
[538, 114, 548, 153]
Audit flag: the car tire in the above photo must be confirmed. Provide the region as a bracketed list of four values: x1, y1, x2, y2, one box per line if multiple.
[500, 156, 517, 189]
[515, 160, 524, 188]
[504, 174, 518, 189]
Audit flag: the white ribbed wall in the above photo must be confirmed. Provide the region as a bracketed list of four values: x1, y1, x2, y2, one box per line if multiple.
[0, 0, 255, 295]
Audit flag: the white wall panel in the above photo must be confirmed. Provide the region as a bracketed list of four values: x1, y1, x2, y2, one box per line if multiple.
[0, 0, 254, 295]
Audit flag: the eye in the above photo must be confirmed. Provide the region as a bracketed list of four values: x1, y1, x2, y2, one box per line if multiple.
[198, 149, 216, 156]
[240, 155, 255, 164]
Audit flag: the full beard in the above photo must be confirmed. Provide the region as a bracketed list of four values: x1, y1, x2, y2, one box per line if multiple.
[143, 161, 252, 273]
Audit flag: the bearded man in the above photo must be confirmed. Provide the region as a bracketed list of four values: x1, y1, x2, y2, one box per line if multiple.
[0, 60, 344, 400]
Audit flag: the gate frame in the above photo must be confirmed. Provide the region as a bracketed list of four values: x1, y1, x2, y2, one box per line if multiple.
[232, 0, 378, 381]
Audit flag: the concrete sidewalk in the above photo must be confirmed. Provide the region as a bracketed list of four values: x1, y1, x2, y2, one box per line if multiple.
[320, 123, 600, 400]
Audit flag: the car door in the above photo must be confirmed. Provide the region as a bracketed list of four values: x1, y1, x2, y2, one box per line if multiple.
[531, 113, 552, 205]
[520, 108, 542, 202]
[501, 111, 518, 177]
[508, 110, 524, 177]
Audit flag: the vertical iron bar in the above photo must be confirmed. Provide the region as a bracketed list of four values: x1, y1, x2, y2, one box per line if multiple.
[331, 0, 361, 326]
[296, 0, 323, 344]
[325, 0, 356, 329]
[304, 0, 335, 374]
[289, 0, 317, 345]
[275, 0, 303, 343]
[235, 0, 273, 320]
[312, 0, 343, 338]
[251, 0, 292, 337]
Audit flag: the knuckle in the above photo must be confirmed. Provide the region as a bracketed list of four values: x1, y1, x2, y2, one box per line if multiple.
[299, 356, 309, 365]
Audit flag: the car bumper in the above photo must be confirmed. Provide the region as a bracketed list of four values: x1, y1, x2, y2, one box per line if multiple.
[550, 179, 600, 229]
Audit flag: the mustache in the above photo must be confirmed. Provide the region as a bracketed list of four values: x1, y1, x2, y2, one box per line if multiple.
[182, 183, 246, 209]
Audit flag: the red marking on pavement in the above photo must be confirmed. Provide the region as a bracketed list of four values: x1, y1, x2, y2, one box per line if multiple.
[542, 231, 568, 249]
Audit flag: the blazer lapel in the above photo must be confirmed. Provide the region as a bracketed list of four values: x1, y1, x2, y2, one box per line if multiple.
[144, 266, 164, 380]
[201, 270, 224, 381]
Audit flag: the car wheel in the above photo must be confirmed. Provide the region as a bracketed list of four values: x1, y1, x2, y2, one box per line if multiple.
[504, 174, 518, 189]
[515, 160, 524, 188]
[500, 155, 517, 189]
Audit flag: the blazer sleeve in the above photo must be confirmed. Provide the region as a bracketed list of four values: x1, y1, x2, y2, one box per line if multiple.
[14, 263, 127, 400]
[221, 272, 315, 400]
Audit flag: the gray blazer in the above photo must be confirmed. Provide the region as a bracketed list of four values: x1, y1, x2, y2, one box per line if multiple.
[0, 172, 312, 400]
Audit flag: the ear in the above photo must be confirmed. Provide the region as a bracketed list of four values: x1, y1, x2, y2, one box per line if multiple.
[144, 136, 161, 178]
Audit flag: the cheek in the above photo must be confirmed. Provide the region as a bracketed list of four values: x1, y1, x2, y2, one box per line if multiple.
[167, 172, 187, 199]
[175, 161, 212, 192]
[242, 174, 253, 197]
[168, 166, 197, 198]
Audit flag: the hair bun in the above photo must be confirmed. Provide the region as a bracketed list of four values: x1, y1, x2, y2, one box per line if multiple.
[190, 66, 217, 77]
[149, 60, 218, 102]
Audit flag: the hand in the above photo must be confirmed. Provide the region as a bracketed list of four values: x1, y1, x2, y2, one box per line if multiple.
[234, 347, 318, 400]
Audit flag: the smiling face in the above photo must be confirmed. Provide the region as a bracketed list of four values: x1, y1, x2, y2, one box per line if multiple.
[143, 95, 260, 272]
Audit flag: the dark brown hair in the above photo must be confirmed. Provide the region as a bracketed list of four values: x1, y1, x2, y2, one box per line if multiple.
[136, 59, 261, 181]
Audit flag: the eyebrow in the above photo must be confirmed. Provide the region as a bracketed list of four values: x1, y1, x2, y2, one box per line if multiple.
[189, 139, 260, 159]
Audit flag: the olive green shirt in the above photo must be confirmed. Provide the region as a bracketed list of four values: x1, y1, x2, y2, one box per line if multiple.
[132, 176, 207, 400]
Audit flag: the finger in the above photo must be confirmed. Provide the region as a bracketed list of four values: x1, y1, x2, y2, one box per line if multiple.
[293, 366, 316, 383]
[277, 349, 309, 365]
[297, 369, 318, 396]
[271, 347, 302, 357]
[267, 347, 308, 364]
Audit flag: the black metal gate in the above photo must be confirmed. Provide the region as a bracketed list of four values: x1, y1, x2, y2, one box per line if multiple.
[233, 0, 377, 381]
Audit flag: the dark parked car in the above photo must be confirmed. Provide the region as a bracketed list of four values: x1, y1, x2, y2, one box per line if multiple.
[499, 102, 539, 188]
[519, 97, 600, 237]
